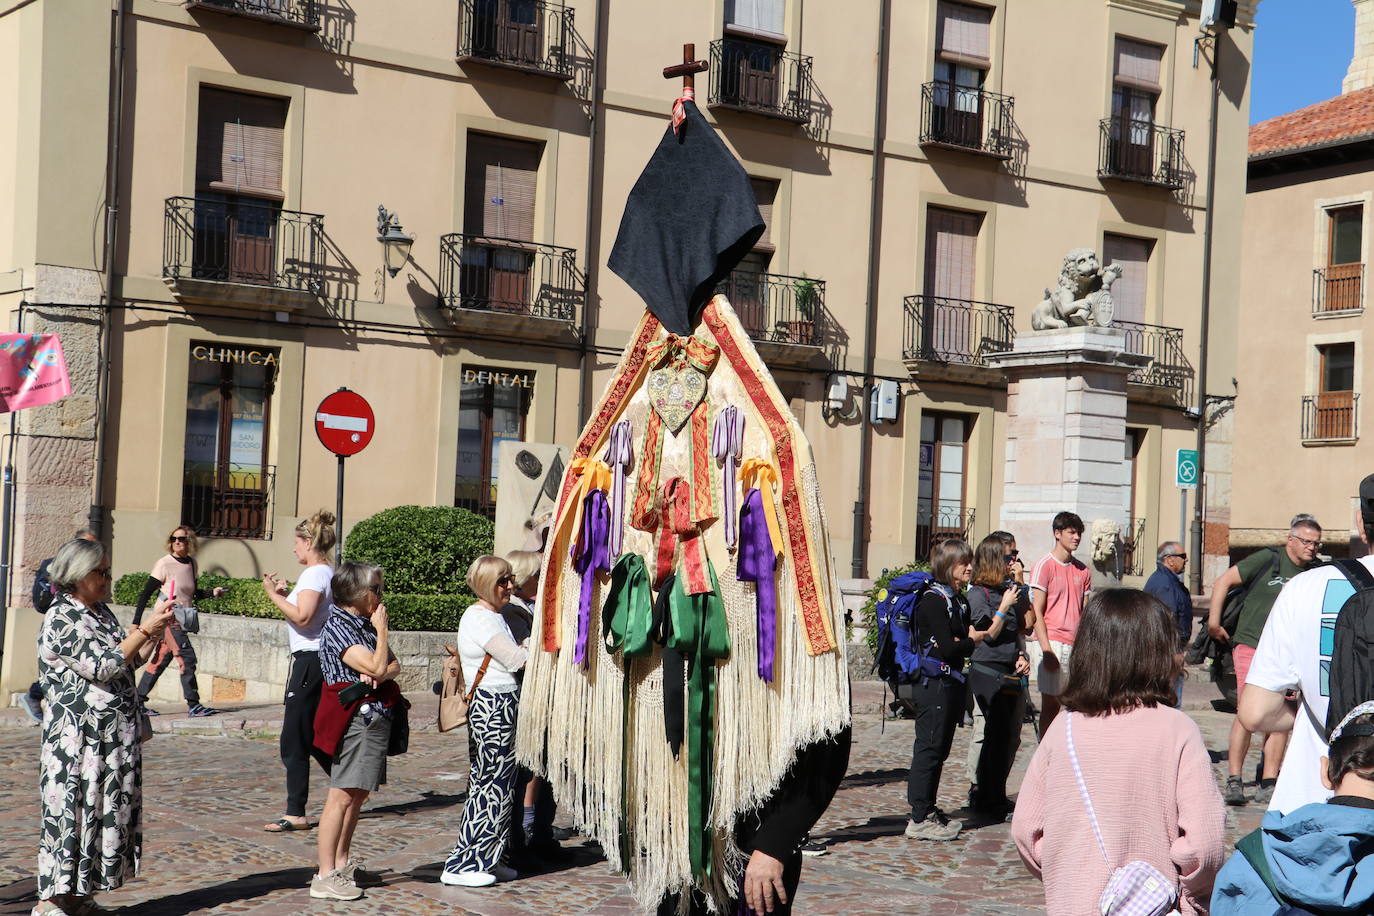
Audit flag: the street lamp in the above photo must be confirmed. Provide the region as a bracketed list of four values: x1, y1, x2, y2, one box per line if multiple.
[376, 205, 414, 277]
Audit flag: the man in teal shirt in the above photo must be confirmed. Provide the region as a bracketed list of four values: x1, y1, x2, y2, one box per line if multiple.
[1208, 514, 1323, 806]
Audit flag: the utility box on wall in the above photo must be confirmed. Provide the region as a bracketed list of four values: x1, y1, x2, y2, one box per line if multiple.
[870, 380, 899, 423]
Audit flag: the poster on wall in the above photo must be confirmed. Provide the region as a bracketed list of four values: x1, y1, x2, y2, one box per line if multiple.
[493, 440, 569, 558]
[0, 333, 72, 413]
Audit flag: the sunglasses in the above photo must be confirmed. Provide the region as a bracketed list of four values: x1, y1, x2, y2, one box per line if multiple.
[1004, 551, 1020, 562]
[496, 574, 515, 587]
[1165, 553, 1187, 560]
[171, 535, 189, 543]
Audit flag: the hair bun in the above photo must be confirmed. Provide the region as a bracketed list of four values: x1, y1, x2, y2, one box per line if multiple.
[313, 510, 336, 527]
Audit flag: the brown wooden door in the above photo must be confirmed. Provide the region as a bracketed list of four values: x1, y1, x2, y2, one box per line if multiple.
[499, 0, 542, 65]
[229, 202, 276, 284]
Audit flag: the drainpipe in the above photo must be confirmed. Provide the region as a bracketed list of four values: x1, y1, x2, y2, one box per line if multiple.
[851, 0, 891, 578]
[575, 0, 606, 426]
[91, 0, 129, 538]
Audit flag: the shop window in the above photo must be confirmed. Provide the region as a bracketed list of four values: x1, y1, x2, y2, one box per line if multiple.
[456, 367, 534, 518]
[917, 411, 972, 560]
[182, 343, 277, 539]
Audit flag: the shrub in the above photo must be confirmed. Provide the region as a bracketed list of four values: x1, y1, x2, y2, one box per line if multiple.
[860, 561, 929, 654]
[343, 505, 494, 595]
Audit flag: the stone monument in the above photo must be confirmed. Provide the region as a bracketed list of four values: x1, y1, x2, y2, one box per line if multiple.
[988, 248, 1151, 562]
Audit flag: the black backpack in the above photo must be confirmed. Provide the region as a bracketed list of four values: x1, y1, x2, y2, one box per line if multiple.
[1324, 559, 1374, 739]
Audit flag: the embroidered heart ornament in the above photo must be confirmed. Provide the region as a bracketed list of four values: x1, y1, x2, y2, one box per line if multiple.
[647, 364, 706, 434]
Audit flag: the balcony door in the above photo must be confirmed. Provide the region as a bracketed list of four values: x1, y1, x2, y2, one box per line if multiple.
[472, 0, 542, 67]
[917, 412, 971, 559]
[1316, 342, 1357, 439]
[1326, 206, 1363, 312]
[932, 1, 991, 148]
[462, 134, 542, 312]
[1110, 39, 1163, 177]
[922, 207, 981, 360]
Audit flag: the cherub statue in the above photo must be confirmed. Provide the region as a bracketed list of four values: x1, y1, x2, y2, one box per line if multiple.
[1030, 247, 1124, 330]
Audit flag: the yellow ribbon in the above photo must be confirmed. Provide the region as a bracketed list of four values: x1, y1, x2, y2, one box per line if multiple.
[547, 457, 612, 648]
[645, 334, 719, 374]
[738, 458, 783, 558]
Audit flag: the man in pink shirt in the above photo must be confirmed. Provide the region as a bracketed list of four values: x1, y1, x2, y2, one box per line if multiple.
[1028, 511, 1091, 734]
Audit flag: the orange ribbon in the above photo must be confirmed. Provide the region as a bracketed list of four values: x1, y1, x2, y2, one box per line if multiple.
[544, 456, 611, 649]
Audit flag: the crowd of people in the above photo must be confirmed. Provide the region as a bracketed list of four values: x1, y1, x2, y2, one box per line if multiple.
[24, 472, 1374, 914]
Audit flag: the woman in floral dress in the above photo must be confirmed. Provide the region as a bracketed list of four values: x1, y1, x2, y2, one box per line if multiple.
[34, 538, 174, 916]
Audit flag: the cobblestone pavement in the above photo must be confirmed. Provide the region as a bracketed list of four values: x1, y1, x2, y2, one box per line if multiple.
[0, 673, 1269, 915]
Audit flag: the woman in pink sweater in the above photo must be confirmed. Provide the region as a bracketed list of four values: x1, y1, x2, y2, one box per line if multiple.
[1011, 589, 1226, 916]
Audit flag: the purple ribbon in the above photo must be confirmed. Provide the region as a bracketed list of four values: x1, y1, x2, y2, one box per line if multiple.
[711, 406, 745, 550]
[603, 420, 633, 559]
[736, 487, 777, 681]
[572, 488, 611, 666]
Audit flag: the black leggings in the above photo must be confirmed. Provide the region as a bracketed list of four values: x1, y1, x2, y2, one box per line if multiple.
[281, 650, 332, 817]
[905, 677, 965, 823]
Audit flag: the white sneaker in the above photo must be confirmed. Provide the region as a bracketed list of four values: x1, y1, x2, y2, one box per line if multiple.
[491, 864, 518, 882]
[440, 869, 495, 887]
[310, 869, 363, 900]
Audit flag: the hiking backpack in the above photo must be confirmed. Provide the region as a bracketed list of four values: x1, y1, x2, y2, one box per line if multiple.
[871, 570, 966, 686]
[1324, 559, 1374, 739]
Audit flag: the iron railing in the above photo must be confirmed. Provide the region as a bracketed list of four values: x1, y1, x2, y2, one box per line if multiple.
[455, 476, 497, 520]
[902, 295, 1015, 365]
[1119, 517, 1148, 577]
[1113, 319, 1194, 403]
[189, 0, 319, 27]
[1313, 264, 1364, 314]
[915, 506, 975, 562]
[717, 270, 824, 347]
[439, 233, 581, 321]
[181, 463, 276, 540]
[1302, 392, 1359, 441]
[163, 197, 324, 293]
[1098, 117, 1186, 189]
[919, 82, 1015, 158]
[457, 0, 574, 80]
[708, 38, 813, 124]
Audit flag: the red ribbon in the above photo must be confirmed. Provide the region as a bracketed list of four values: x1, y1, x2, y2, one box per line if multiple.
[672, 87, 695, 136]
[654, 477, 710, 595]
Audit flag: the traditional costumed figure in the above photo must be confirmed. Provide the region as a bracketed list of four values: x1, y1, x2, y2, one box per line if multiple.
[515, 49, 851, 914]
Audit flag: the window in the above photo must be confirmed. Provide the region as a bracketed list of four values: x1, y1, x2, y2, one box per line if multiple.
[1321, 342, 1356, 393]
[1109, 39, 1163, 176]
[1309, 342, 1357, 440]
[1102, 234, 1153, 325]
[931, 1, 992, 147]
[923, 207, 980, 301]
[193, 88, 288, 283]
[470, 0, 543, 67]
[730, 179, 778, 337]
[917, 412, 971, 560]
[182, 343, 277, 539]
[725, 0, 784, 38]
[456, 367, 534, 518]
[1323, 206, 1364, 312]
[461, 135, 543, 313]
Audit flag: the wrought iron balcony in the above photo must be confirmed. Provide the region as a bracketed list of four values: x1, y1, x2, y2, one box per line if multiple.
[902, 295, 1015, 366]
[163, 197, 324, 305]
[708, 38, 812, 124]
[1313, 264, 1364, 315]
[1119, 517, 1148, 577]
[1302, 392, 1359, 442]
[915, 506, 975, 563]
[457, 0, 574, 80]
[718, 270, 824, 347]
[439, 233, 581, 322]
[1113, 319, 1194, 403]
[919, 82, 1014, 159]
[181, 463, 276, 540]
[1098, 117, 1186, 190]
[185, 0, 320, 30]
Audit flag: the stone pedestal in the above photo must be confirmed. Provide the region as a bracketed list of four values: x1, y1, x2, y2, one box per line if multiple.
[985, 326, 1152, 562]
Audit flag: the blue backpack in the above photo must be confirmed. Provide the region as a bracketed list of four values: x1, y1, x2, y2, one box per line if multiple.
[872, 570, 966, 686]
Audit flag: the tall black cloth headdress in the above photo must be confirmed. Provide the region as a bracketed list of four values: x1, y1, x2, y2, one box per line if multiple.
[608, 101, 765, 336]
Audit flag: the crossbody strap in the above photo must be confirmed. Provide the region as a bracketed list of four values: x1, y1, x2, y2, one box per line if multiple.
[463, 653, 493, 703]
[1064, 712, 1112, 866]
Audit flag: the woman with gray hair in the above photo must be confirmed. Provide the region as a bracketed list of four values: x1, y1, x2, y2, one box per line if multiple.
[33, 537, 175, 916]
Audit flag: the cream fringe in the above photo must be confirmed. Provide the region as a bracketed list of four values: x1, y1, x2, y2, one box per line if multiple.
[516, 299, 851, 913]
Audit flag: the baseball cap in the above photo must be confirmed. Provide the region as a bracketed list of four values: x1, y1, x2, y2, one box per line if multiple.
[1332, 700, 1374, 742]
[1361, 474, 1374, 526]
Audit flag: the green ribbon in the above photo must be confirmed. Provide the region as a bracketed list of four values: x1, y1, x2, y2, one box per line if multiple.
[666, 560, 731, 880]
[603, 553, 655, 658]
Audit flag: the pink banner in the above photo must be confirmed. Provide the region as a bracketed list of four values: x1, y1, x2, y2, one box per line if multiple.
[0, 333, 72, 413]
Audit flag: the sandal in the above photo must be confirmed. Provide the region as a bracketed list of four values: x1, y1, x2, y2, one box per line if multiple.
[263, 817, 311, 832]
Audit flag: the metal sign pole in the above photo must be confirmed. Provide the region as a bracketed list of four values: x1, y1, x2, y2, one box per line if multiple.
[336, 454, 344, 567]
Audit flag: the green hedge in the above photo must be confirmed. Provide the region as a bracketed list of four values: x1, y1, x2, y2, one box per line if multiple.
[112, 572, 474, 632]
[860, 561, 929, 654]
[343, 505, 494, 595]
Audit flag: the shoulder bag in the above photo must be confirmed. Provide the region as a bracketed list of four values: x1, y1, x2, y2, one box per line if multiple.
[437, 644, 492, 732]
[1065, 712, 1179, 916]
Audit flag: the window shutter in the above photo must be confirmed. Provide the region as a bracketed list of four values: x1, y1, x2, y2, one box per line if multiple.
[1102, 234, 1152, 324]
[465, 135, 542, 242]
[936, 1, 992, 67]
[1114, 38, 1163, 92]
[750, 178, 778, 251]
[923, 207, 980, 301]
[196, 87, 287, 200]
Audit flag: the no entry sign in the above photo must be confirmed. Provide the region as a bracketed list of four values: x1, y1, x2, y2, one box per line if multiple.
[315, 389, 375, 457]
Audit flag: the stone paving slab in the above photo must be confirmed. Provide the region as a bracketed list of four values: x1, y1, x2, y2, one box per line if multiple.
[0, 670, 1268, 915]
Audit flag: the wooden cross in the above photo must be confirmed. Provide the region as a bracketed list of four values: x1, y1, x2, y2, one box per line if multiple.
[663, 43, 708, 89]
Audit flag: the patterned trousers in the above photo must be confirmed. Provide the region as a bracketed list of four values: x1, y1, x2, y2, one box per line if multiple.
[445, 689, 518, 874]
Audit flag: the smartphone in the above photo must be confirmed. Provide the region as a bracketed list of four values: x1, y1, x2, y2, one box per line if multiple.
[338, 681, 372, 705]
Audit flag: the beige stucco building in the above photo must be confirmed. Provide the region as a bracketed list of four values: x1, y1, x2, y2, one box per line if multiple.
[1234, 10, 1374, 558]
[0, 0, 1255, 691]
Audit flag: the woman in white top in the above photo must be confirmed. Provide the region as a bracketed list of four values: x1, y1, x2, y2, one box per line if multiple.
[441, 555, 528, 888]
[260, 509, 336, 833]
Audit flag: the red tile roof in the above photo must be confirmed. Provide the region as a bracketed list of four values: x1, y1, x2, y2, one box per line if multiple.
[1249, 87, 1374, 159]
